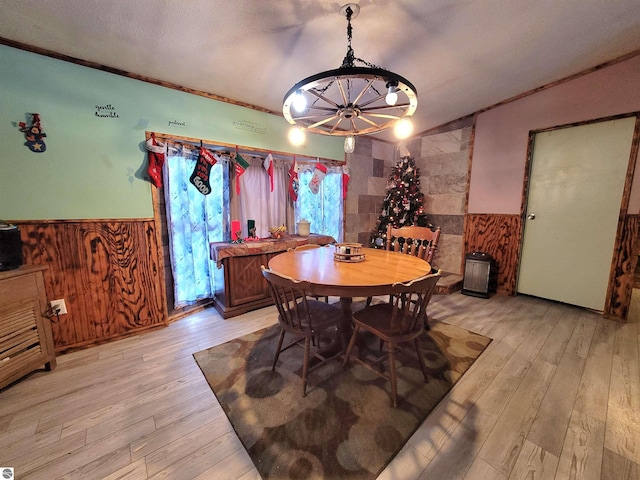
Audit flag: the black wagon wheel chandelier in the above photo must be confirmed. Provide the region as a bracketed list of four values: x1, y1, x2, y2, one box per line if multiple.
[282, 3, 418, 150]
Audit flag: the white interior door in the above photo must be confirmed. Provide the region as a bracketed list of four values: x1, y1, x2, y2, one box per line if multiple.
[517, 117, 636, 311]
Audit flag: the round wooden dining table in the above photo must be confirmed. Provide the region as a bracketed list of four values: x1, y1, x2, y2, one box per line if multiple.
[268, 244, 432, 299]
[268, 244, 432, 337]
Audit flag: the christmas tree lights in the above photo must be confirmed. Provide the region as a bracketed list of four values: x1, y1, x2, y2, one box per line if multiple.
[370, 154, 432, 248]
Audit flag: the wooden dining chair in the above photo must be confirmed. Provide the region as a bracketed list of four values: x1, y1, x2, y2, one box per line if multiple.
[386, 224, 441, 264]
[343, 270, 442, 407]
[261, 266, 344, 396]
[366, 224, 441, 308]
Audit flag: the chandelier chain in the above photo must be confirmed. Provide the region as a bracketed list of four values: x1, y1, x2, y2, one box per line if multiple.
[340, 5, 382, 70]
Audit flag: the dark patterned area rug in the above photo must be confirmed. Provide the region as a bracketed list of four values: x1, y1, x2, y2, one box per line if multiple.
[194, 318, 490, 480]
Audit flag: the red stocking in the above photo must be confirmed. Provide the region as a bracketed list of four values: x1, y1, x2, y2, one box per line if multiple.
[146, 133, 165, 188]
[288, 157, 299, 201]
[342, 165, 350, 199]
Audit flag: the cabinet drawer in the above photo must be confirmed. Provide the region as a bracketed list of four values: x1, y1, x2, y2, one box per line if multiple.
[0, 300, 46, 386]
[0, 274, 38, 304]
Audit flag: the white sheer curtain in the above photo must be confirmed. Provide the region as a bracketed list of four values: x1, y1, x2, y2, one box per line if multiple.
[296, 164, 343, 241]
[163, 146, 225, 308]
[235, 155, 291, 238]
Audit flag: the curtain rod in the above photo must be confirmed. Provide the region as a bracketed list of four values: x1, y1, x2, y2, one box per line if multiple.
[146, 131, 346, 166]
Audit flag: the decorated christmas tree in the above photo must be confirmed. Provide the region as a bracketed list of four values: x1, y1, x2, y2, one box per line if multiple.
[370, 155, 431, 248]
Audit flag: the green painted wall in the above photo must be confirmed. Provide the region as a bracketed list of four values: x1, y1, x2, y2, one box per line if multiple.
[0, 45, 344, 220]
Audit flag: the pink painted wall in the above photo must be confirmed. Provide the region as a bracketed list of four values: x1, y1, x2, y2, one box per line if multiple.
[469, 54, 640, 214]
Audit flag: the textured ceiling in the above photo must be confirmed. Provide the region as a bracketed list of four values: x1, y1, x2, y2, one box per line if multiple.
[1, 0, 640, 141]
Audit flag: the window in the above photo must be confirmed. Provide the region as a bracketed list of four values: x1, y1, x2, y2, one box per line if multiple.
[163, 146, 226, 308]
[296, 166, 343, 242]
[161, 140, 343, 307]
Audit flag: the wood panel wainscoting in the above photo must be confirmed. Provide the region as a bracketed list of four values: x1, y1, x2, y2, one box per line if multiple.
[464, 214, 522, 296]
[13, 220, 168, 352]
[607, 214, 640, 320]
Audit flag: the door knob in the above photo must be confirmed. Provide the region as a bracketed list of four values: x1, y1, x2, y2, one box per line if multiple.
[527, 213, 536, 220]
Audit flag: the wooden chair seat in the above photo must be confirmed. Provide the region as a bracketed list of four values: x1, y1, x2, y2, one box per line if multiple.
[283, 301, 343, 333]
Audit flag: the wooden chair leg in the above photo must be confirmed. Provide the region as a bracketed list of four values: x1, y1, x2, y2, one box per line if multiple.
[342, 325, 360, 367]
[302, 336, 311, 396]
[272, 329, 286, 371]
[388, 344, 398, 408]
[414, 337, 429, 382]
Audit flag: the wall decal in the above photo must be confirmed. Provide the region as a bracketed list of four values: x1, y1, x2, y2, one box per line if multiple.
[232, 119, 266, 134]
[95, 104, 119, 118]
[168, 119, 186, 127]
[18, 113, 47, 152]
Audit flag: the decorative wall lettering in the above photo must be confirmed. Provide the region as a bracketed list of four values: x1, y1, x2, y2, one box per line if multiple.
[168, 119, 187, 127]
[232, 119, 266, 134]
[95, 104, 119, 118]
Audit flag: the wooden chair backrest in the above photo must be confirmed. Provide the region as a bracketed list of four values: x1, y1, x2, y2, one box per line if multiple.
[386, 225, 441, 263]
[261, 267, 317, 333]
[387, 270, 441, 336]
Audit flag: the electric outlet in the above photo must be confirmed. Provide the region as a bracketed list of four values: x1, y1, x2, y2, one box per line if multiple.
[50, 299, 67, 315]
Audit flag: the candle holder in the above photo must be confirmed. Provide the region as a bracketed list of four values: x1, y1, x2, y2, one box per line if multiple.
[247, 220, 256, 239]
[231, 220, 243, 243]
[231, 229, 244, 244]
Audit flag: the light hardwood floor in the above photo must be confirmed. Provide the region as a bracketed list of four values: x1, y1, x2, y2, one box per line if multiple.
[1, 290, 639, 479]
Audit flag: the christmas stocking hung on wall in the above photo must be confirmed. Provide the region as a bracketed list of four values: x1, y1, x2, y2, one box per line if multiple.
[263, 153, 274, 192]
[233, 151, 250, 195]
[288, 157, 299, 201]
[145, 133, 166, 187]
[189, 145, 218, 195]
[308, 162, 327, 194]
[342, 164, 350, 199]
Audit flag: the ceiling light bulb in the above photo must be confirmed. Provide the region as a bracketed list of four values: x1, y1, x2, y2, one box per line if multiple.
[394, 118, 413, 139]
[344, 135, 355, 154]
[385, 84, 398, 106]
[288, 126, 306, 146]
[293, 90, 307, 112]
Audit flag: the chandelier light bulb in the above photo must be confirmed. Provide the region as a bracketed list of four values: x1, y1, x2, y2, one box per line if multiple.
[385, 84, 398, 106]
[288, 126, 306, 146]
[394, 118, 414, 139]
[344, 135, 355, 153]
[293, 90, 307, 112]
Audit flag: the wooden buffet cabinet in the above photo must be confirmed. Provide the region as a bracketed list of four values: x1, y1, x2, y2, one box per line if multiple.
[0, 265, 56, 389]
[210, 234, 335, 318]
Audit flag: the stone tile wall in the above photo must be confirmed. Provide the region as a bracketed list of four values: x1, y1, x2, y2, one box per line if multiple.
[344, 117, 474, 274]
